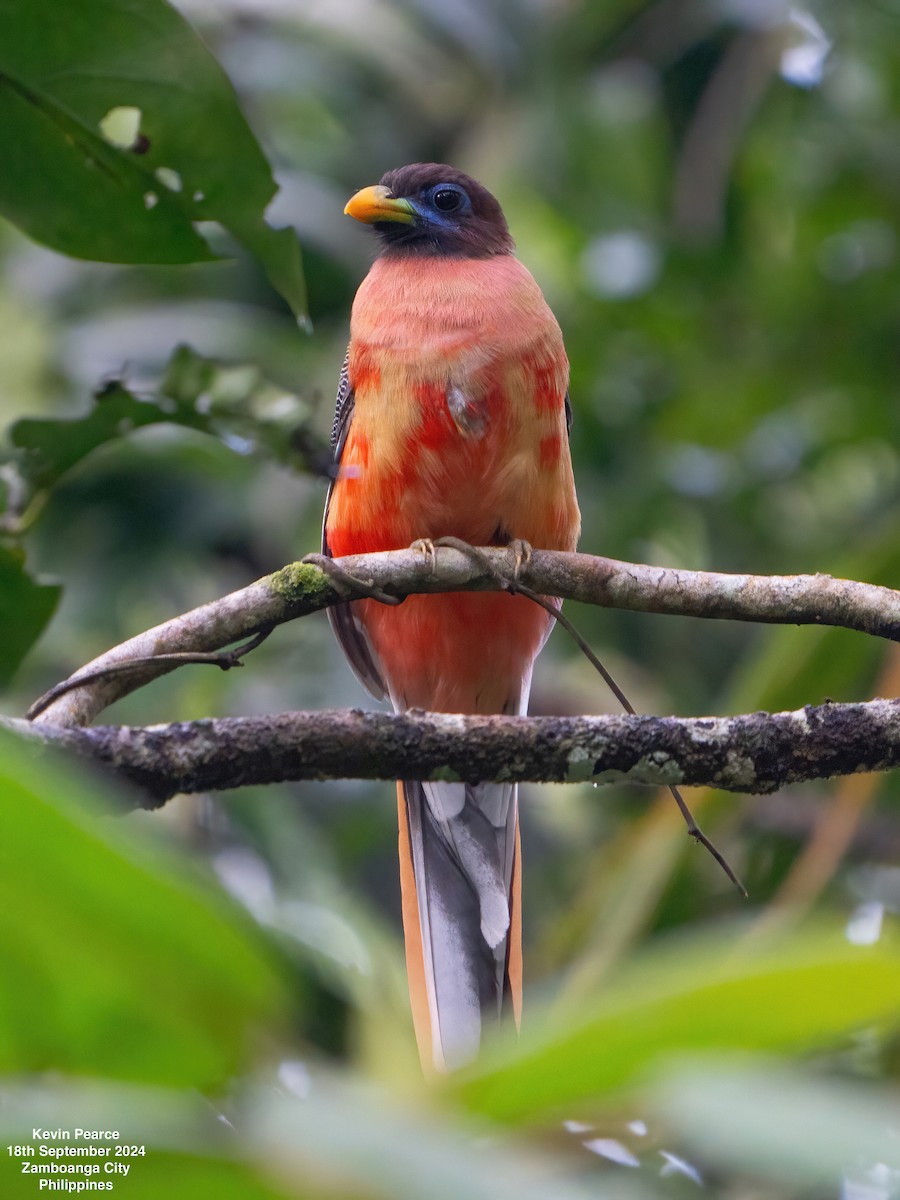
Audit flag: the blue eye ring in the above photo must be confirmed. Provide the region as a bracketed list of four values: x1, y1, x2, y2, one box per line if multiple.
[427, 183, 470, 214]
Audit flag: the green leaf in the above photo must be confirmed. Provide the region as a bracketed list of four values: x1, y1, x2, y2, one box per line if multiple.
[0, 545, 60, 684]
[231, 220, 312, 334]
[6, 347, 325, 516]
[0, 74, 213, 263]
[0, 1083, 307, 1199]
[452, 922, 900, 1123]
[0, 1076, 649, 1200]
[652, 1062, 900, 1187]
[0, 0, 306, 315]
[247, 1078, 641, 1200]
[0, 728, 286, 1086]
[108, 1156, 300, 1200]
[159, 345, 325, 470]
[10, 379, 207, 495]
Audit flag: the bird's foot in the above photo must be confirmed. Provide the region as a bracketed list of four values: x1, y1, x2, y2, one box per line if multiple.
[430, 536, 493, 575]
[409, 537, 438, 575]
[506, 539, 533, 590]
[301, 553, 402, 606]
[428, 536, 524, 593]
[413, 536, 534, 594]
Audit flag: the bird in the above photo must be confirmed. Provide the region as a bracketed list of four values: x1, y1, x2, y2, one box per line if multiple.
[322, 163, 580, 1072]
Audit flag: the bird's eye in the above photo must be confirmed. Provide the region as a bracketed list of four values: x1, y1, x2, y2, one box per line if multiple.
[431, 185, 466, 213]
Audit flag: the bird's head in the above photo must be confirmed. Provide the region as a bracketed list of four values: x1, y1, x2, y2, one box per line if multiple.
[344, 163, 514, 258]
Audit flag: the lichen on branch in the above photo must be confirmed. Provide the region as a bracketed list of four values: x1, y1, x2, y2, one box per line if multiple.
[7, 698, 900, 804]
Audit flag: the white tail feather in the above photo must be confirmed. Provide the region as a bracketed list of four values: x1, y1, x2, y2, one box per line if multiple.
[403, 779, 518, 1071]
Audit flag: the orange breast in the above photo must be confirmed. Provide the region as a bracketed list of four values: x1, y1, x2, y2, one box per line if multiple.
[325, 253, 580, 712]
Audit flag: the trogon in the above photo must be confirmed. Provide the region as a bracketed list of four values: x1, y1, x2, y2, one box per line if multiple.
[323, 163, 580, 1071]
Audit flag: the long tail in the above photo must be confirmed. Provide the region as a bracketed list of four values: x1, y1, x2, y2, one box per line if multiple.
[397, 780, 522, 1072]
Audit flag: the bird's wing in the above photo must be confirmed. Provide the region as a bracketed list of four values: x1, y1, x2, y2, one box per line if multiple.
[322, 354, 386, 700]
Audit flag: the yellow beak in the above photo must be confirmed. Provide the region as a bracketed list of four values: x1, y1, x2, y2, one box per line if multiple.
[344, 184, 416, 225]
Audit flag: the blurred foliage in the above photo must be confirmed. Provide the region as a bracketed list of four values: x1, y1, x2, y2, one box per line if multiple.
[5, 344, 328, 527]
[0, 0, 307, 314]
[2, 0, 900, 1196]
[0, 730, 286, 1088]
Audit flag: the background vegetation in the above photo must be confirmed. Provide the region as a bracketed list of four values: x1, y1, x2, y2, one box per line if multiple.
[2, 0, 900, 1195]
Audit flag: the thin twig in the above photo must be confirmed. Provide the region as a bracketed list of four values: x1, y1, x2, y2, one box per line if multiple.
[533, 596, 748, 897]
[432, 537, 747, 897]
[26, 628, 273, 721]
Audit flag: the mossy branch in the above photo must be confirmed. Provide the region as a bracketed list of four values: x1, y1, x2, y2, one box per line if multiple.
[7, 699, 900, 805]
[27, 546, 900, 729]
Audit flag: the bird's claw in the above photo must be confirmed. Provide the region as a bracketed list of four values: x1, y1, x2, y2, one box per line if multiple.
[506, 539, 533, 588]
[427, 536, 531, 593]
[301, 552, 402, 606]
[409, 538, 438, 575]
[430, 536, 495, 578]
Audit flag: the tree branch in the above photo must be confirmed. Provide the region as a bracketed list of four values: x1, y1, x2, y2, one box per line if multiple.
[7, 698, 900, 805]
[29, 547, 900, 729]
